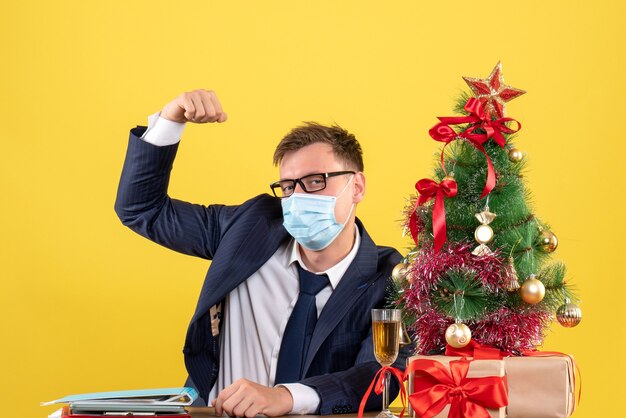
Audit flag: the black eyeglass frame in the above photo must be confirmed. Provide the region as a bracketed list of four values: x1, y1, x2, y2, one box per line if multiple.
[270, 171, 356, 198]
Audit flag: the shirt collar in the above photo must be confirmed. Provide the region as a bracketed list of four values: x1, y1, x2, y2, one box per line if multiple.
[287, 227, 361, 290]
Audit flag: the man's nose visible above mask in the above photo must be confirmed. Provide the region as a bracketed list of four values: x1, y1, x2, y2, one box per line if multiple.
[294, 182, 306, 194]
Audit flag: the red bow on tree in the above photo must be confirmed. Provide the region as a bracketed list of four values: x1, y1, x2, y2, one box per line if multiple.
[409, 177, 457, 252]
[406, 358, 508, 418]
[428, 97, 521, 198]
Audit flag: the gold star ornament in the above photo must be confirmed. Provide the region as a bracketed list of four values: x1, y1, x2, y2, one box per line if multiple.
[463, 61, 526, 118]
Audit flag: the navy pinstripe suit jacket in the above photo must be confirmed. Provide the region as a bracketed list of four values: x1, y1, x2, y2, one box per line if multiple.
[115, 127, 414, 414]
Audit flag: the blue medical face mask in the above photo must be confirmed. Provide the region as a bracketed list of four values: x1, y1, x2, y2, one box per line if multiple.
[281, 175, 355, 251]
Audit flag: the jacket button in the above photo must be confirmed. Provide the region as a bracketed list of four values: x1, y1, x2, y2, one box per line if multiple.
[332, 405, 352, 414]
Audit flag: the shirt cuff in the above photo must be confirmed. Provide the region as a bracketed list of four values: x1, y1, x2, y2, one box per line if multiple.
[140, 111, 186, 146]
[278, 383, 321, 415]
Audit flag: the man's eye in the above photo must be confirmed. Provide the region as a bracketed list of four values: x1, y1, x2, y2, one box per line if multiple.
[282, 184, 294, 192]
[305, 178, 324, 187]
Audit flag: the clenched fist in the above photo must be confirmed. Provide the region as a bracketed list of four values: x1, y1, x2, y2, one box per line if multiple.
[160, 89, 227, 124]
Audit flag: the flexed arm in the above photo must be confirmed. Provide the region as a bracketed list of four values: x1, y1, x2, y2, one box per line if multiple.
[114, 90, 233, 260]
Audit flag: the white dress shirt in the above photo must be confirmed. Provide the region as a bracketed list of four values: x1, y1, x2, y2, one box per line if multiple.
[140, 114, 361, 414]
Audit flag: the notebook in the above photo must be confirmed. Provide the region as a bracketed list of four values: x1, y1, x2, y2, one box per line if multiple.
[42, 387, 197, 416]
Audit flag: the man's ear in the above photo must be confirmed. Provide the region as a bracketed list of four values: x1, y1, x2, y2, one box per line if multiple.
[352, 172, 366, 203]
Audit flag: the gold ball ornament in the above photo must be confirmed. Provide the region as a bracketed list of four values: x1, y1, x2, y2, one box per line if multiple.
[391, 263, 410, 282]
[508, 148, 524, 162]
[556, 301, 582, 328]
[537, 230, 558, 253]
[520, 275, 545, 304]
[474, 225, 494, 244]
[445, 323, 472, 348]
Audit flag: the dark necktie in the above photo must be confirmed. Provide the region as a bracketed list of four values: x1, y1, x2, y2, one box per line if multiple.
[274, 264, 330, 384]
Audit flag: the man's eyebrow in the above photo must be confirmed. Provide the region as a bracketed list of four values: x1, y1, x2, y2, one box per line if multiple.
[278, 172, 325, 181]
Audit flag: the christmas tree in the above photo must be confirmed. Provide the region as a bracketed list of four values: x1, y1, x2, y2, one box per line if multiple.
[394, 62, 582, 355]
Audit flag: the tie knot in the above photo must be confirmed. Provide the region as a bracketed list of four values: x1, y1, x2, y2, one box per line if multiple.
[297, 264, 330, 295]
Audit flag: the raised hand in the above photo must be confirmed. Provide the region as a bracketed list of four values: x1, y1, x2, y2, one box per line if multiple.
[160, 89, 227, 124]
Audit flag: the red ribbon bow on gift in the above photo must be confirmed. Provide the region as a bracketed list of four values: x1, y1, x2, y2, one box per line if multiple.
[405, 358, 508, 418]
[409, 177, 458, 252]
[358, 366, 407, 418]
[429, 97, 521, 198]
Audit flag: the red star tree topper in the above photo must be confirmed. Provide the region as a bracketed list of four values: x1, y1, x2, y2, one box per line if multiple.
[462, 61, 526, 118]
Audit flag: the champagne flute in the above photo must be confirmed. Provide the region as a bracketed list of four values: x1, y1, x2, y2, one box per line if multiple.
[371, 309, 401, 418]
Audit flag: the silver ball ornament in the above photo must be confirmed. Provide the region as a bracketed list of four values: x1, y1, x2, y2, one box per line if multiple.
[556, 301, 582, 328]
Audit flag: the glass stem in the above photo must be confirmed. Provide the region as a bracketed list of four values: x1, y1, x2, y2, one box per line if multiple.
[382, 369, 391, 412]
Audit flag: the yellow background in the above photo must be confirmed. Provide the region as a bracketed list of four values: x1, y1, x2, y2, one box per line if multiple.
[1, 1, 623, 416]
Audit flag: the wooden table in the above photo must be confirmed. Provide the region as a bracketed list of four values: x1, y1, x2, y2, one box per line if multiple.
[187, 407, 401, 418]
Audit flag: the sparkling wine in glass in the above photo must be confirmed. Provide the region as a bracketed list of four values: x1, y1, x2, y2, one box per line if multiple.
[371, 309, 401, 418]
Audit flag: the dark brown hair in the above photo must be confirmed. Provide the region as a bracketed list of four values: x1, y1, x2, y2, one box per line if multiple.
[273, 122, 364, 171]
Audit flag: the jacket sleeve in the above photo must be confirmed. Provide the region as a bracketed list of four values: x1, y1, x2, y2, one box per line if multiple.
[114, 126, 239, 260]
[299, 339, 414, 415]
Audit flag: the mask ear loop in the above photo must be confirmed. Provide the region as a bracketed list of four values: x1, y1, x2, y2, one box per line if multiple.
[336, 174, 355, 199]
[337, 175, 356, 227]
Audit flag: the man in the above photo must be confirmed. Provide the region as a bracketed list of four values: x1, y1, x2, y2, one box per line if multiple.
[115, 89, 411, 417]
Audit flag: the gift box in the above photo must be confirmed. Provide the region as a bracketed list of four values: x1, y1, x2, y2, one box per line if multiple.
[406, 355, 507, 418]
[505, 355, 576, 418]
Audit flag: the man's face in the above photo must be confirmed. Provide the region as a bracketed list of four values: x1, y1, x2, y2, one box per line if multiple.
[278, 142, 363, 225]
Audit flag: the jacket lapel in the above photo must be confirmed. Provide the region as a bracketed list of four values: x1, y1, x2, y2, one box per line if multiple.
[191, 216, 289, 325]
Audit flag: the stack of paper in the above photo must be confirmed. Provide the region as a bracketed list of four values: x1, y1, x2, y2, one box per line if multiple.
[42, 387, 197, 417]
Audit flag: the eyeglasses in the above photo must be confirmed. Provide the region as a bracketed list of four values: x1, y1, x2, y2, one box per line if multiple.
[270, 171, 355, 198]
